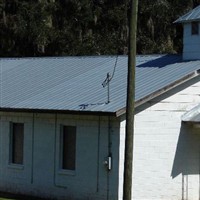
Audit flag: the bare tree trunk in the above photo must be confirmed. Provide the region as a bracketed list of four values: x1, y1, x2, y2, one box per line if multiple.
[37, 0, 55, 54]
[2, 1, 7, 26]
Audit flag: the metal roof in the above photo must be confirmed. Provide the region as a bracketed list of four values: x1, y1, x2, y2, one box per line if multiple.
[175, 5, 200, 23]
[0, 54, 200, 116]
[182, 104, 200, 122]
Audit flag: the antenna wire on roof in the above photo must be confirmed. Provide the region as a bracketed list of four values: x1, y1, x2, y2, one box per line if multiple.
[109, 55, 118, 82]
[102, 55, 118, 87]
[102, 55, 118, 103]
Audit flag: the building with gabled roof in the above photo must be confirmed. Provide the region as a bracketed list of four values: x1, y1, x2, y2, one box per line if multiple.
[175, 5, 200, 60]
[1, 6, 200, 200]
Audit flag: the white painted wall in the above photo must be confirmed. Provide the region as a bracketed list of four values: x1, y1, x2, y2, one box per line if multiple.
[0, 113, 120, 200]
[2, 77, 200, 200]
[183, 22, 200, 60]
[119, 76, 200, 200]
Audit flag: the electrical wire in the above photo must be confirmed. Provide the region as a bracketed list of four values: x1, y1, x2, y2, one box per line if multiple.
[109, 55, 118, 82]
[102, 55, 118, 87]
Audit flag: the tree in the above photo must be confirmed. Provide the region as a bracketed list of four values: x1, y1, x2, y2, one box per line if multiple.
[0, 0, 198, 56]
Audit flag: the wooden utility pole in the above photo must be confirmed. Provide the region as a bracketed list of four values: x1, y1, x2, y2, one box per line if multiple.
[123, 0, 138, 200]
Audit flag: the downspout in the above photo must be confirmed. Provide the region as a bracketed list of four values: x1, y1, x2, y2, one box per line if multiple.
[53, 113, 57, 187]
[107, 116, 112, 200]
[96, 116, 101, 192]
[31, 113, 35, 184]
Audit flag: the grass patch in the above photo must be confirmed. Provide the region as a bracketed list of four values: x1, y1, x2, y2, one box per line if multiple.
[0, 192, 47, 200]
[0, 198, 15, 200]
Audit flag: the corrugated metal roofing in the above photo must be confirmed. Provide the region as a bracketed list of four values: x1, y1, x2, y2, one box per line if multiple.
[175, 5, 200, 23]
[182, 104, 200, 122]
[0, 54, 200, 115]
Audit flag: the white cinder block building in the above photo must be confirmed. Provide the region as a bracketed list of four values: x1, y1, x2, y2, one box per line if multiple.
[1, 6, 200, 200]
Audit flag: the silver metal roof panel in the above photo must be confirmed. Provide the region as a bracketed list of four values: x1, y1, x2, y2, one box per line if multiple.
[175, 5, 200, 23]
[0, 55, 200, 115]
[182, 104, 200, 122]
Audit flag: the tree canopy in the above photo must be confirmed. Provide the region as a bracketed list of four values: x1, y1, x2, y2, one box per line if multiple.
[0, 0, 199, 57]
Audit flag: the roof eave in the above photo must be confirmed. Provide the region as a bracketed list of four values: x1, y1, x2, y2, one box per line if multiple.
[0, 107, 116, 117]
[2, 68, 200, 118]
[174, 18, 200, 23]
[115, 69, 200, 117]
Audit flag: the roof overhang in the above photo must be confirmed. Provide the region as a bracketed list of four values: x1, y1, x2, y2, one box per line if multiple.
[0, 107, 116, 117]
[1, 70, 200, 118]
[174, 19, 200, 24]
[174, 5, 200, 24]
[116, 69, 200, 117]
[182, 103, 200, 124]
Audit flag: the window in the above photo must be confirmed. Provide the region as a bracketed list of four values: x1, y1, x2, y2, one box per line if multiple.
[192, 22, 199, 35]
[10, 123, 24, 165]
[61, 126, 76, 170]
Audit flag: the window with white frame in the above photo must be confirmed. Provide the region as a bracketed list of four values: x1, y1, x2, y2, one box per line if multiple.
[60, 125, 76, 170]
[10, 123, 24, 165]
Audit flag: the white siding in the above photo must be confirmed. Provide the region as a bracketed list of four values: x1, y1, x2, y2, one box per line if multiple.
[183, 23, 200, 60]
[119, 77, 200, 200]
[118, 119, 126, 200]
[0, 113, 120, 200]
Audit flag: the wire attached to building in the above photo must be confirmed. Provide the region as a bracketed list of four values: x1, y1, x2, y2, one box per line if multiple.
[102, 55, 118, 104]
[79, 55, 119, 110]
[102, 55, 118, 87]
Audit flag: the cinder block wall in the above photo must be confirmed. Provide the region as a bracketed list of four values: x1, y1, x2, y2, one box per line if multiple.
[119, 77, 200, 200]
[0, 113, 120, 200]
